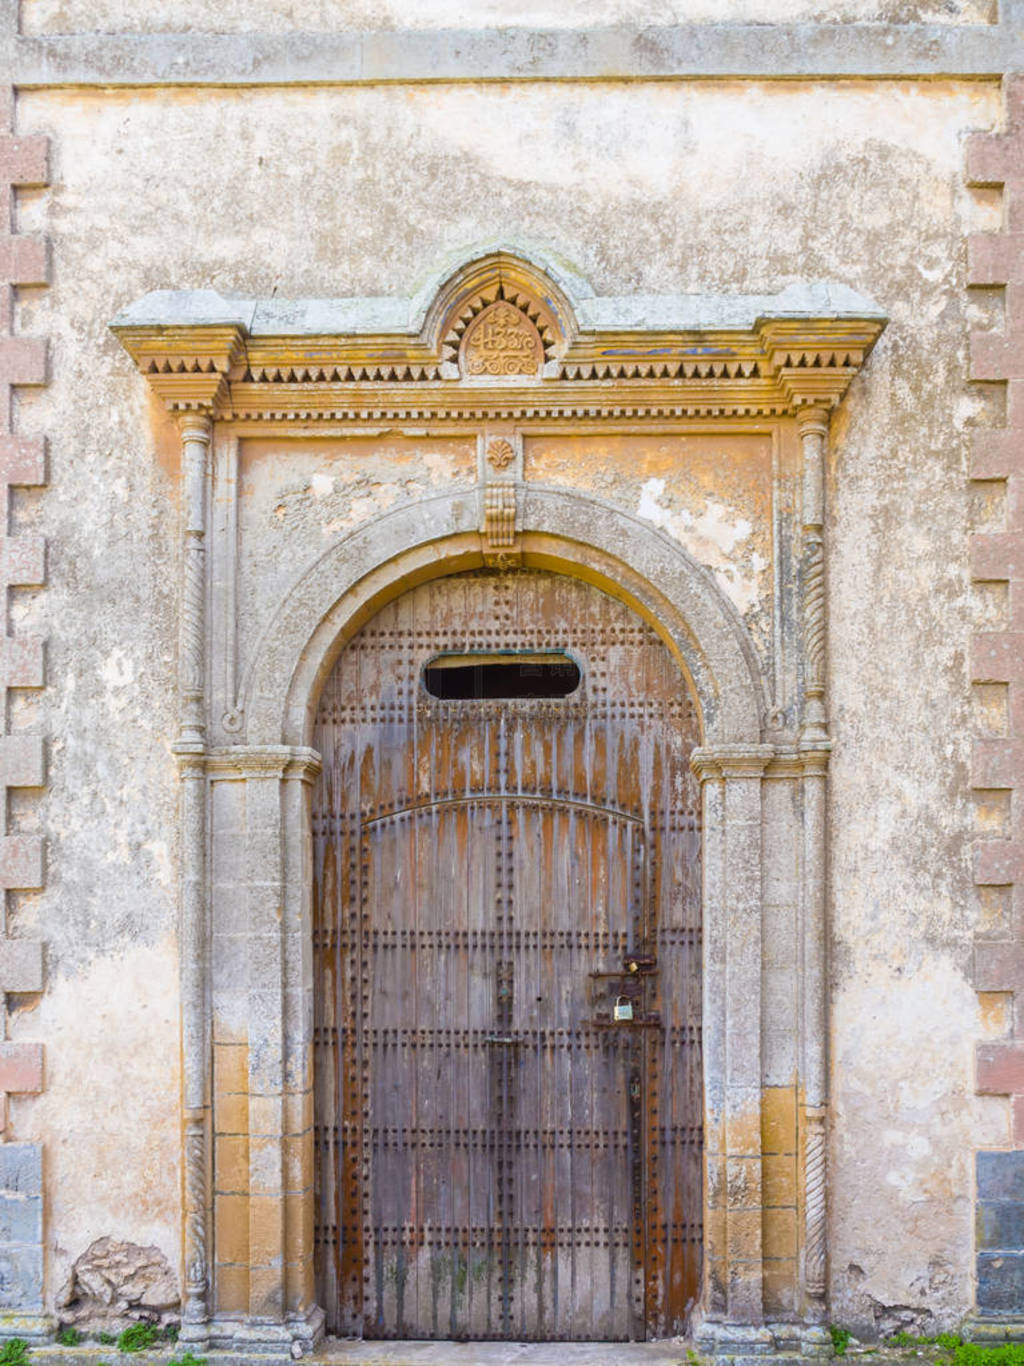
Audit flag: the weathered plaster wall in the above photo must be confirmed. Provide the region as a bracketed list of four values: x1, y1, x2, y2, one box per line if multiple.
[524, 434, 776, 633]
[237, 437, 478, 673]
[9, 76, 1005, 1325]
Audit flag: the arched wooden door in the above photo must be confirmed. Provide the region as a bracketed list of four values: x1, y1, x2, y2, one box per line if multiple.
[312, 570, 702, 1340]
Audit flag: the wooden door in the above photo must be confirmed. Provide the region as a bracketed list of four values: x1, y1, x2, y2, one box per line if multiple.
[312, 570, 702, 1340]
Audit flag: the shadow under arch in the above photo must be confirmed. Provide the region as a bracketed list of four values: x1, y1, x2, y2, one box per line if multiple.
[240, 485, 767, 750]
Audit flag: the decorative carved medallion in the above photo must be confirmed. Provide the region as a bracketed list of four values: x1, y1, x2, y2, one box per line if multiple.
[487, 437, 516, 470]
[460, 301, 544, 378]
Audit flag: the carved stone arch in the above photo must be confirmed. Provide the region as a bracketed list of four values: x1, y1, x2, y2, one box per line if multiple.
[416, 247, 581, 367]
[239, 485, 766, 751]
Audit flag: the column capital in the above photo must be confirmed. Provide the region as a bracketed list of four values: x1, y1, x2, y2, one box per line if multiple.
[798, 744, 831, 776]
[177, 411, 213, 444]
[206, 744, 323, 783]
[796, 406, 830, 440]
[690, 743, 775, 782]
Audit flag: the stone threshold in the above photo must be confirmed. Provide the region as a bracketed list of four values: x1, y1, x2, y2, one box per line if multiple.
[0, 1343, 830, 1366]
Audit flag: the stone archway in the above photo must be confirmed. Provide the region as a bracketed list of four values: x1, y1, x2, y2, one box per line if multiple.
[203, 494, 787, 1351]
[111, 244, 884, 1352]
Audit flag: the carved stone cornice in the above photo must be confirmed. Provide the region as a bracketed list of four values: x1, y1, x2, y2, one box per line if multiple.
[110, 255, 886, 425]
[112, 323, 246, 413]
[761, 319, 879, 411]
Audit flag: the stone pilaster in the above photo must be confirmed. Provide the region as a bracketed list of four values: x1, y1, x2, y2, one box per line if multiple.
[797, 407, 832, 1323]
[692, 743, 774, 1345]
[205, 747, 323, 1350]
[173, 412, 212, 1341]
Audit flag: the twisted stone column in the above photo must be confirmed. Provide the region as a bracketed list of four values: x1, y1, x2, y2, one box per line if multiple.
[174, 412, 212, 1337]
[799, 408, 831, 1322]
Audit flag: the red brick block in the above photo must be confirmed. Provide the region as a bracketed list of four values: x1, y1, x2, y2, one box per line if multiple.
[976, 839, 1024, 885]
[0, 138, 48, 192]
[973, 737, 1024, 789]
[3, 535, 46, 588]
[972, 633, 1024, 683]
[971, 429, 1022, 481]
[0, 437, 45, 487]
[0, 736, 44, 790]
[0, 835, 43, 891]
[0, 238, 47, 291]
[972, 331, 1024, 383]
[972, 531, 1024, 581]
[979, 1041, 1024, 1094]
[0, 941, 43, 996]
[967, 133, 1012, 188]
[0, 337, 45, 389]
[3, 637, 43, 691]
[0, 1043, 43, 1096]
[969, 233, 1024, 287]
[975, 939, 1024, 995]
[1014, 1095, 1024, 1145]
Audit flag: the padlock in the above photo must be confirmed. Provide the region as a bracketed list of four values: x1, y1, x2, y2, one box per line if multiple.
[613, 995, 634, 1023]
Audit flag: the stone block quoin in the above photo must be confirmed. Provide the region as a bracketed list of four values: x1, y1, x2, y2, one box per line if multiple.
[0, 85, 48, 1131]
[969, 73, 1024, 1318]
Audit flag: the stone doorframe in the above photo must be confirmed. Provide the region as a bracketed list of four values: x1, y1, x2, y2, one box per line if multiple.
[111, 245, 886, 1353]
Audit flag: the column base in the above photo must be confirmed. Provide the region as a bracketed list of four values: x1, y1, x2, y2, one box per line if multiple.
[694, 1319, 833, 1360]
[963, 1316, 1024, 1343]
[694, 1322, 777, 1356]
[0, 1313, 55, 1342]
[207, 1305, 325, 1355]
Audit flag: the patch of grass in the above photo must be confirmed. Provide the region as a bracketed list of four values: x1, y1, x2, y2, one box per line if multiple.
[96, 1335, 116, 1347]
[161, 1326, 179, 1345]
[116, 1325, 159, 1355]
[168, 1353, 206, 1366]
[0, 1340, 29, 1366]
[953, 1345, 1024, 1366]
[831, 1326, 852, 1357]
[885, 1332, 965, 1353]
[56, 1329, 81, 1348]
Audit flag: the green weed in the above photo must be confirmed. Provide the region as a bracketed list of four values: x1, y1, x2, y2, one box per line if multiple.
[116, 1325, 159, 1354]
[953, 1345, 1024, 1366]
[0, 1340, 29, 1366]
[168, 1353, 206, 1366]
[831, 1326, 852, 1357]
[55, 1329, 81, 1348]
[97, 1335, 116, 1347]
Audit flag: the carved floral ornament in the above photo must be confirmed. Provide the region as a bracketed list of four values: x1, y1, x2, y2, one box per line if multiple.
[111, 251, 886, 423]
[487, 438, 516, 469]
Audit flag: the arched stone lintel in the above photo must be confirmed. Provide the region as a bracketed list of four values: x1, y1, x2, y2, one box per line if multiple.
[410, 239, 590, 350]
[240, 486, 766, 750]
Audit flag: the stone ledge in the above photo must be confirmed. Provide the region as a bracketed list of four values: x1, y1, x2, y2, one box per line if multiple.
[4, 21, 1024, 86]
